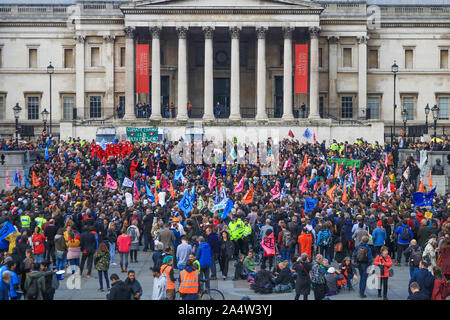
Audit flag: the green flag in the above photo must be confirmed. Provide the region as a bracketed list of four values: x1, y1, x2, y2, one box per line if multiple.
[197, 196, 205, 210]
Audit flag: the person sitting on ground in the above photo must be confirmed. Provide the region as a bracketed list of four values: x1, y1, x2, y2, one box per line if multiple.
[273, 261, 294, 293]
[324, 267, 344, 296]
[244, 251, 257, 280]
[233, 254, 248, 281]
[250, 265, 275, 294]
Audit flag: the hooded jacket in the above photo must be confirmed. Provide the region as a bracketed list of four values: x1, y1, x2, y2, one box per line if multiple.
[107, 280, 132, 300]
[24, 271, 46, 300]
[196, 241, 212, 267]
[409, 268, 434, 299]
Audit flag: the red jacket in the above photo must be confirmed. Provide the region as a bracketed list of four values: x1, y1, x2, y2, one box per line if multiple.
[32, 233, 46, 255]
[117, 234, 131, 253]
[373, 254, 393, 278]
[432, 279, 450, 300]
[440, 245, 450, 274]
[297, 233, 313, 259]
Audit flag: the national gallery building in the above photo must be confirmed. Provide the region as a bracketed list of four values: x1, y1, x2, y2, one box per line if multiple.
[0, 0, 449, 142]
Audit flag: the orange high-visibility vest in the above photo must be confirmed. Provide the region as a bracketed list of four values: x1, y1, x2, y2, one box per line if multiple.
[179, 269, 199, 294]
[161, 264, 175, 290]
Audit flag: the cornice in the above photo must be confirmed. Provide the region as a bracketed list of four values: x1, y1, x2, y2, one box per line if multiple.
[121, 8, 323, 15]
[0, 21, 66, 27]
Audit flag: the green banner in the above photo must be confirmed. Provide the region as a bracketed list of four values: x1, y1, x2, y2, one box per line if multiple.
[126, 127, 158, 142]
[328, 158, 361, 168]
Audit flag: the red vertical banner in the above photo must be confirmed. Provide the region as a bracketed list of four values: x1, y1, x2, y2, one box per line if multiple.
[136, 44, 149, 93]
[295, 44, 308, 94]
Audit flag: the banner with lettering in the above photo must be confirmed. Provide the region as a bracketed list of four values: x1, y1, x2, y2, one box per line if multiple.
[327, 158, 361, 168]
[294, 44, 308, 94]
[126, 127, 158, 142]
[136, 44, 149, 93]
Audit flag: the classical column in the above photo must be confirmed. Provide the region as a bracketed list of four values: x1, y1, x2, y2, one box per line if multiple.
[255, 27, 268, 121]
[123, 27, 136, 120]
[103, 34, 115, 119]
[150, 26, 162, 120]
[203, 27, 215, 120]
[282, 27, 294, 120]
[74, 34, 85, 119]
[229, 26, 241, 121]
[358, 35, 369, 120]
[177, 26, 188, 121]
[328, 36, 339, 118]
[308, 26, 321, 119]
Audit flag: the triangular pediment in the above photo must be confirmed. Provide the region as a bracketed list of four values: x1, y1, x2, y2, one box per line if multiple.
[126, 0, 322, 9]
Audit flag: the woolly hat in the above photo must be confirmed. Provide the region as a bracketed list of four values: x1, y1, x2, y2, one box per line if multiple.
[163, 255, 173, 264]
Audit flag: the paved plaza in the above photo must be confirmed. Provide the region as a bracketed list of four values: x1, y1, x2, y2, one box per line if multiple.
[54, 247, 412, 301]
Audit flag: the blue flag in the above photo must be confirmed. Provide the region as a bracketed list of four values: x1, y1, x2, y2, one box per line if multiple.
[174, 168, 184, 181]
[24, 172, 29, 189]
[0, 222, 16, 250]
[190, 185, 195, 203]
[145, 183, 155, 202]
[49, 172, 56, 188]
[178, 190, 193, 217]
[221, 166, 226, 176]
[305, 198, 318, 213]
[280, 182, 287, 200]
[13, 169, 22, 187]
[100, 139, 107, 151]
[45, 145, 49, 161]
[303, 128, 312, 140]
[309, 177, 317, 186]
[415, 188, 436, 207]
[215, 188, 220, 204]
[222, 199, 234, 219]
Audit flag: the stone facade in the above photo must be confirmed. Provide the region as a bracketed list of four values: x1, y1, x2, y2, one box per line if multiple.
[0, 0, 449, 141]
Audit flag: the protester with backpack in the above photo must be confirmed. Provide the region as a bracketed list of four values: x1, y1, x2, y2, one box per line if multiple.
[373, 246, 393, 300]
[23, 263, 45, 300]
[317, 225, 331, 262]
[127, 220, 140, 263]
[117, 228, 132, 273]
[292, 253, 312, 300]
[278, 224, 293, 268]
[403, 239, 423, 278]
[394, 220, 414, 265]
[94, 242, 111, 292]
[353, 235, 373, 298]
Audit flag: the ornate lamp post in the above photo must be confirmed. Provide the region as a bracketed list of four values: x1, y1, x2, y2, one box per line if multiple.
[431, 104, 440, 150]
[41, 108, 49, 133]
[401, 107, 408, 146]
[13, 103, 22, 145]
[424, 103, 430, 134]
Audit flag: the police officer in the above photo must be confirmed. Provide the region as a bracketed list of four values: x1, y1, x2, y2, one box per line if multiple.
[34, 213, 47, 232]
[20, 212, 31, 232]
[228, 214, 244, 259]
[242, 219, 252, 256]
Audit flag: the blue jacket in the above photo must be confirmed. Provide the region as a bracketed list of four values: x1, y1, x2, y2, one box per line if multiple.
[372, 227, 387, 247]
[0, 280, 9, 300]
[316, 229, 331, 247]
[394, 225, 414, 245]
[352, 243, 373, 265]
[207, 232, 219, 255]
[0, 266, 19, 299]
[409, 268, 434, 299]
[196, 242, 212, 267]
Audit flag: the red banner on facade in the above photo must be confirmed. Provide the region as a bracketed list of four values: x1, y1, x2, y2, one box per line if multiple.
[295, 44, 308, 94]
[136, 44, 149, 93]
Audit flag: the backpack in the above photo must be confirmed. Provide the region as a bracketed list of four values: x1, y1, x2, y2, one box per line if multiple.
[319, 230, 330, 247]
[129, 227, 137, 242]
[410, 247, 423, 267]
[400, 226, 411, 242]
[356, 245, 368, 263]
[282, 230, 292, 248]
[26, 277, 40, 300]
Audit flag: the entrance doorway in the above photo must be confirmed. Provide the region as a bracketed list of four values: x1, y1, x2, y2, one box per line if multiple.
[274, 76, 283, 118]
[213, 78, 230, 118]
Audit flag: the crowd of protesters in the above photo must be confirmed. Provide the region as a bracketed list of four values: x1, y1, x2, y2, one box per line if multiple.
[0, 133, 449, 300]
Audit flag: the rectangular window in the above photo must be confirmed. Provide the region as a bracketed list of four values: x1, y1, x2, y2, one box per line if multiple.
[405, 49, 413, 69]
[91, 47, 100, 67]
[63, 96, 74, 120]
[341, 96, 353, 118]
[367, 97, 380, 119]
[343, 48, 352, 68]
[403, 97, 415, 120]
[27, 96, 39, 120]
[319, 48, 323, 68]
[120, 47, 125, 67]
[0, 96, 4, 120]
[368, 49, 378, 69]
[64, 48, 74, 68]
[438, 97, 449, 120]
[440, 50, 448, 69]
[89, 95, 102, 118]
[29, 48, 37, 68]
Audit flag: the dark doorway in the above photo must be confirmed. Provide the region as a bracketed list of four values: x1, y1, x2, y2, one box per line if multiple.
[274, 76, 283, 118]
[213, 78, 230, 118]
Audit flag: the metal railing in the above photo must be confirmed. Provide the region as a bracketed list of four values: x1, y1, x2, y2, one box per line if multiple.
[323, 112, 364, 125]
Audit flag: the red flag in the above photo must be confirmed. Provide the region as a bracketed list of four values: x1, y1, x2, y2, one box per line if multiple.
[242, 185, 254, 204]
[294, 44, 308, 94]
[288, 129, 295, 139]
[161, 176, 170, 191]
[133, 182, 139, 201]
[74, 170, 82, 188]
[313, 132, 317, 144]
[136, 44, 150, 93]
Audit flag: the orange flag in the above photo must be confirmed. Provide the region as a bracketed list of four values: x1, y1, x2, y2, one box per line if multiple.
[341, 183, 348, 203]
[326, 185, 337, 202]
[334, 164, 340, 179]
[369, 178, 376, 191]
[74, 170, 82, 188]
[242, 185, 254, 204]
[428, 170, 433, 190]
[32, 170, 40, 187]
[302, 154, 309, 168]
[418, 177, 424, 193]
[169, 181, 175, 199]
[154, 186, 159, 203]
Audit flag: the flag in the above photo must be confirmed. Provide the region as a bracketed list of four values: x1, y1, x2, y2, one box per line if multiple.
[403, 167, 410, 180]
[385, 152, 388, 167]
[156, 162, 160, 179]
[428, 170, 433, 190]
[169, 181, 175, 199]
[190, 185, 195, 202]
[208, 171, 216, 190]
[74, 170, 82, 188]
[5, 171, 10, 188]
[0, 222, 16, 250]
[221, 166, 226, 176]
[145, 183, 155, 202]
[105, 173, 117, 189]
[302, 154, 308, 169]
[260, 232, 275, 256]
[303, 128, 312, 139]
[233, 176, 245, 194]
[313, 132, 317, 144]
[326, 184, 337, 202]
[222, 199, 234, 219]
[154, 186, 159, 204]
[300, 176, 307, 194]
[161, 176, 169, 191]
[207, 197, 215, 210]
[197, 196, 205, 210]
[242, 185, 254, 204]
[122, 177, 134, 188]
[377, 170, 385, 196]
[424, 188, 436, 206]
[342, 183, 348, 203]
[13, 169, 22, 187]
[280, 181, 287, 200]
[24, 172, 29, 189]
[132, 182, 139, 201]
[385, 179, 392, 197]
[48, 172, 56, 188]
[399, 181, 404, 196]
[288, 129, 295, 138]
[178, 190, 193, 217]
[174, 168, 184, 181]
[100, 139, 107, 151]
[305, 198, 318, 213]
[125, 192, 133, 207]
[283, 158, 292, 170]
[270, 181, 281, 201]
[45, 145, 49, 161]
[418, 176, 424, 193]
[334, 164, 339, 179]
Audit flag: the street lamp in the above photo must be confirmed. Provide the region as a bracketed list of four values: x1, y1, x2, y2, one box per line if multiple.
[13, 103, 22, 145]
[391, 61, 399, 145]
[431, 104, 440, 150]
[47, 62, 54, 135]
[424, 103, 430, 134]
[41, 108, 49, 133]
[401, 107, 408, 146]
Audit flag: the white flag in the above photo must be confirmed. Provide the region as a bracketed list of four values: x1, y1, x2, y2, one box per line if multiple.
[125, 192, 133, 207]
[403, 167, 410, 180]
[123, 177, 134, 188]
